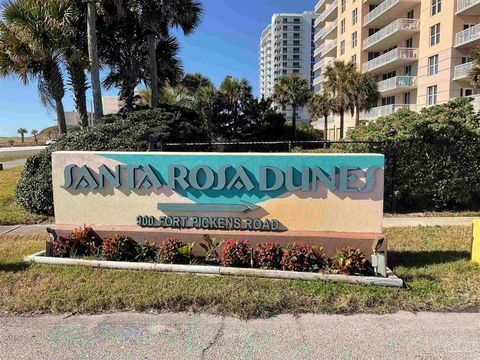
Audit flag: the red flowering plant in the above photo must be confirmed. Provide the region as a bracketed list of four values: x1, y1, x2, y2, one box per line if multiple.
[331, 247, 368, 275]
[220, 239, 253, 267]
[157, 238, 192, 264]
[255, 242, 283, 270]
[53, 225, 98, 258]
[101, 235, 138, 261]
[280, 243, 328, 272]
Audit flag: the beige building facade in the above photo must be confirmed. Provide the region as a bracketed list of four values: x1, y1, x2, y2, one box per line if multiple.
[313, 0, 480, 140]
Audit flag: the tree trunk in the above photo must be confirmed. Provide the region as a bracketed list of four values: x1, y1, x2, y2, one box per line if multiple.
[55, 98, 67, 135]
[355, 104, 360, 127]
[86, 1, 103, 121]
[292, 105, 297, 141]
[147, 34, 159, 109]
[324, 115, 328, 148]
[67, 59, 89, 128]
[340, 110, 345, 140]
[21, 134, 24, 143]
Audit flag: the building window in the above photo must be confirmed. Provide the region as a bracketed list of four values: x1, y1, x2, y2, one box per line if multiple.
[427, 85, 438, 106]
[431, 0, 441, 15]
[352, 32, 357, 48]
[340, 40, 345, 55]
[428, 54, 439, 76]
[352, 9, 357, 25]
[351, 54, 357, 63]
[461, 88, 474, 97]
[341, 0, 346, 13]
[430, 24, 440, 46]
[341, 19, 345, 34]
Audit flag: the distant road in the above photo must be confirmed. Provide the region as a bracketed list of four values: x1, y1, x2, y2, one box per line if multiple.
[0, 146, 46, 154]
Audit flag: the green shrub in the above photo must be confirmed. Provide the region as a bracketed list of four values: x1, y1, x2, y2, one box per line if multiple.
[53, 226, 99, 258]
[331, 247, 368, 275]
[16, 106, 207, 216]
[101, 235, 138, 261]
[255, 242, 283, 269]
[220, 239, 253, 267]
[135, 242, 158, 262]
[157, 238, 191, 264]
[280, 243, 328, 272]
[339, 98, 480, 212]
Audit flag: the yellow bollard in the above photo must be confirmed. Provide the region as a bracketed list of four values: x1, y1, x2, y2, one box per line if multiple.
[472, 220, 480, 264]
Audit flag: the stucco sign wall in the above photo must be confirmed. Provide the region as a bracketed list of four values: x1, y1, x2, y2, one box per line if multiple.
[52, 151, 384, 234]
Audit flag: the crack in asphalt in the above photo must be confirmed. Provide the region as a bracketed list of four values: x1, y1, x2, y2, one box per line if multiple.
[201, 317, 225, 359]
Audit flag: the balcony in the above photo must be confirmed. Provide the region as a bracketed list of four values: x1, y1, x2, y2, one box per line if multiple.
[456, 0, 480, 15]
[455, 24, 480, 48]
[314, 46, 322, 57]
[314, 29, 324, 43]
[313, 61, 323, 72]
[453, 61, 475, 80]
[316, 0, 338, 26]
[377, 76, 416, 96]
[363, 19, 420, 51]
[321, 20, 338, 40]
[363, 48, 417, 74]
[315, 0, 329, 13]
[322, 41, 337, 57]
[364, 0, 420, 28]
[360, 104, 414, 121]
[313, 75, 324, 86]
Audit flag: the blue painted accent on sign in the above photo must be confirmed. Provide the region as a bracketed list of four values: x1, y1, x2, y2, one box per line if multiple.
[99, 153, 384, 205]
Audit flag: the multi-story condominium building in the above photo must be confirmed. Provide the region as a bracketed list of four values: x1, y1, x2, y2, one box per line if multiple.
[313, 0, 480, 140]
[259, 12, 318, 123]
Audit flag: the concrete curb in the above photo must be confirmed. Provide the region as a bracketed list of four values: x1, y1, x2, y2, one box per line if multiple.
[23, 251, 404, 288]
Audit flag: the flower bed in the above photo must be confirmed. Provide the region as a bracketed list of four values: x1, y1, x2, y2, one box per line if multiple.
[46, 226, 374, 276]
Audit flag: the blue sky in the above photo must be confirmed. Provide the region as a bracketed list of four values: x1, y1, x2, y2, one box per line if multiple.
[0, 0, 315, 136]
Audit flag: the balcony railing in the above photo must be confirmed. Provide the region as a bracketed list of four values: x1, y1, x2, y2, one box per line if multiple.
[315, 0, 328, 12]
[454, 62, 474, 80]
[318, 0, 338, 24]
[314, 46, 322, 57]
[321, 19, 338, 39]
[377, 76, 416, 93]
[457, 0, 480, 14]
[363, 19, 420, 49]
[314, 29, 324, 43]
[363, 48, 417, 73]
[323, 41, 337, 55]
[361, 104, 413, 121]
[455, 24, 480, 47]
[364, 0, 399, 26]
[313, 75, 323, 85]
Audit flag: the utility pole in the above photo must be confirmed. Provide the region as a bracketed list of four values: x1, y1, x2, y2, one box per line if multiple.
[84, 0, 103, 122]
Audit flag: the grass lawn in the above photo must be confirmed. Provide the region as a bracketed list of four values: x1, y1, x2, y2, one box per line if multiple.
[0, 226, 478, 318]
[0, 167, 51, 225]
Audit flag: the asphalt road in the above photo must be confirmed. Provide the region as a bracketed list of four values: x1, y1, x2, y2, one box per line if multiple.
[0, 311, 478, 359]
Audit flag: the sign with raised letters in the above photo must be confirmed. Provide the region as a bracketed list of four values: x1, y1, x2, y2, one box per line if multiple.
[52, 151, 384, 233]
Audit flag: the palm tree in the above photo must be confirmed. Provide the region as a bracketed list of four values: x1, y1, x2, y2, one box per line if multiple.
[350, 71, 379, 127]
[0, 0, 69, 135]
[273, 75, 311, 140]
[469, 47, 480, 89]
[219, 76, 253, 135]
[137, 0, 202, 108]
[308, 93, 333, 145]
[31, 129, 39, 143]
[17, 128, 27, 143]
[182, 72, 213, 93]
[84, 0, 103, 120]
[195, 85, 218, 142]
[323, 61, 356, 139]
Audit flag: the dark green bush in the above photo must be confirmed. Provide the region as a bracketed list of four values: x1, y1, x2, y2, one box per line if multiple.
[338, 98, 480, 212]
[16, 106, 207, 216]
